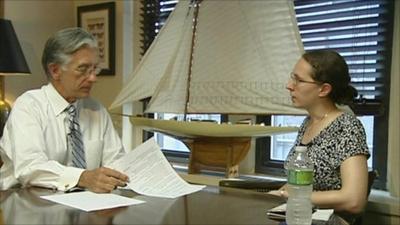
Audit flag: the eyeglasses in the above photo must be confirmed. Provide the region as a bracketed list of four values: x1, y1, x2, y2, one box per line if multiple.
[74, 64, 102, 77]
[289, 73, 319, 85]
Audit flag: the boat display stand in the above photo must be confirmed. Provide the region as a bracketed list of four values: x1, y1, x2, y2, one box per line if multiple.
[181, 137, 251, 178]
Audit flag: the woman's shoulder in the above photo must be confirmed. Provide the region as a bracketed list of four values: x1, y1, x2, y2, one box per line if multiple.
[336, 111, 363, 126]
[330, 111, 366, 138]
[321, 112, 365, 138]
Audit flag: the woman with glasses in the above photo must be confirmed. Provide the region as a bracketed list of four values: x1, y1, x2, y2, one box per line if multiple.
[271, 50, 370, 217]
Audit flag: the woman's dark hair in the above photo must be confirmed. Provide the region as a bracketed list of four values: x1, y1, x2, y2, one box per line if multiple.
[302, 49, 358, 105]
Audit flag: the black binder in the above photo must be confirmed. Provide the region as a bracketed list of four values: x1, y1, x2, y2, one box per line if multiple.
[219, 179, 286, 192]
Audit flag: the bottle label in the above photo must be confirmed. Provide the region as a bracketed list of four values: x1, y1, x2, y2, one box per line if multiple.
[288, 169, 313, 185]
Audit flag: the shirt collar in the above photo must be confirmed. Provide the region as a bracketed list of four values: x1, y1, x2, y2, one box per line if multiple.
[44, 83, 79, 116]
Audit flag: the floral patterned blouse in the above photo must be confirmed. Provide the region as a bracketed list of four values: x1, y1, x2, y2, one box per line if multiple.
[284, 112, 370, 191]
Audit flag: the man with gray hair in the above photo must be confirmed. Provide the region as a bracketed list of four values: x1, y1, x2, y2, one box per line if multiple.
[0, 27, 128, 193]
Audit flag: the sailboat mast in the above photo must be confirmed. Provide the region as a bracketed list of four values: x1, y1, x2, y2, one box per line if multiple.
[183, 0, 202, 121]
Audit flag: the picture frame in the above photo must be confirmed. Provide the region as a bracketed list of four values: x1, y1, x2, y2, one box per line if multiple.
[77, 2, 115, 75]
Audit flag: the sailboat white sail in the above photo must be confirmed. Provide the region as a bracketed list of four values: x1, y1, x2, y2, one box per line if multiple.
[111, 0, 306, 177]
[111, 0, 305, 116]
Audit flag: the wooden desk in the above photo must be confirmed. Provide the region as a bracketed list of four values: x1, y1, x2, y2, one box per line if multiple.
[0, 186, 286, 225]
[0, 186, 349, 225]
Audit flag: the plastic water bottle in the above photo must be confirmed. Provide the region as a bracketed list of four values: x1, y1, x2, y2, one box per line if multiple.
[286, 146, 314, 225]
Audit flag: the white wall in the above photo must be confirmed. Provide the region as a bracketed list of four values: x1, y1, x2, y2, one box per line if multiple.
[3, 0, 75, 104]
[3, 0, 123, 110]
[2, 0, 142, 151]
[73, 0, 123, 109]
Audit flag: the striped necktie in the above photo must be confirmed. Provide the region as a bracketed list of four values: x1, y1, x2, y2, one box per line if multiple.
[67, 105, 86, 169]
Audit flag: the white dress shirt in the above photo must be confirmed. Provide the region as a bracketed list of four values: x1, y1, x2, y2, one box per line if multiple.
[0, 84, 126, 191]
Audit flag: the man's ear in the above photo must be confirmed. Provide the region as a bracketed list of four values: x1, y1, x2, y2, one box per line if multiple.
[48, 63, 62, 80]
[318, 83, 332, 97]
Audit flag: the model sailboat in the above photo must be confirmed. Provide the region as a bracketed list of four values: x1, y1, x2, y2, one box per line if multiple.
[110, 0, 305, 177]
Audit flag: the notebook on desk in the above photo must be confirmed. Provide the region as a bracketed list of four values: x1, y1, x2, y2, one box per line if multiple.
[219, 178, 286, 192]
[267, 203, 287, 220]
[267, 203, 332, 222]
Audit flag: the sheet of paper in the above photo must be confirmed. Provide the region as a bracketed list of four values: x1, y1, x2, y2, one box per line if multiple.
[40, 191, 145, 211]
[268, 203, 287, 213]
[112, 138, 205, 198]
[312, 209, 334, 221]
[267, 203, 334, 222]
[266, 203, 286, 220]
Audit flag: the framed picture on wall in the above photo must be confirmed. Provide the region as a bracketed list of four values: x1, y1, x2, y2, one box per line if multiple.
[77, 2, 115, 75]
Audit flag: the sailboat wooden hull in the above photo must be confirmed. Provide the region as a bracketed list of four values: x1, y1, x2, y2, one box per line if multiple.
[130, 117, 298, 138]
[130, 117, 298, 178]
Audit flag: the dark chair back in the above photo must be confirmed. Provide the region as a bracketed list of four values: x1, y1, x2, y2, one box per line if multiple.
[367, 170, 378, 197]
[353, 170, 378, 225]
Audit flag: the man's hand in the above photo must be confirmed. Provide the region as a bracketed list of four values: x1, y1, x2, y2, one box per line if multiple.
[78, 167, 129, 193]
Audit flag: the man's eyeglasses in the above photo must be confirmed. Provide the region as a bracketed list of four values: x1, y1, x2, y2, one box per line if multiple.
[289, 73, 319, 85]
[74, 64, 102, 77]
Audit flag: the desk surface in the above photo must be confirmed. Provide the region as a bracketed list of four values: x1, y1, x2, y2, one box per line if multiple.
[1, 186, 286, 225]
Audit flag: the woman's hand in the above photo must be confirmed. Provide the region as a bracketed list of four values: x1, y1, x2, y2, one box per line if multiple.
[268, 189, 289, 198]
[268, 184, 288, 198]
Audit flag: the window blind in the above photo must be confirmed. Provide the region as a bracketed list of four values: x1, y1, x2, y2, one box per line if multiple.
[141, 0, 393, 114]
[140, 0, 178, 55]
[294, 0, 394, 114]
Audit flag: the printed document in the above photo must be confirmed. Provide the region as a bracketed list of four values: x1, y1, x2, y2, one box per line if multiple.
[40, 191, 144, 211]
[112, 138, 205, 198]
